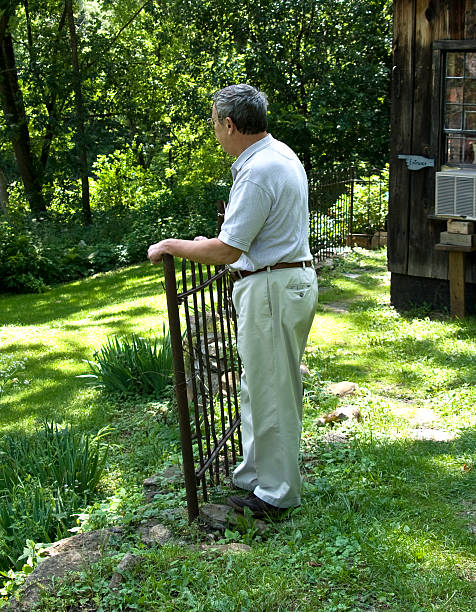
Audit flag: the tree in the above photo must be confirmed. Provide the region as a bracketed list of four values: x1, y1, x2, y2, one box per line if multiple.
[0, 1, 46, 215]
[66, 0, 91, 223]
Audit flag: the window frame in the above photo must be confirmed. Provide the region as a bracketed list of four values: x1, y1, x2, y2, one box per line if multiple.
[432, 40, 476, 170]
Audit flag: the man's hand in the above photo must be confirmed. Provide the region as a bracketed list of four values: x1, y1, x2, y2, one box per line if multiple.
[148, 240, 171, 265]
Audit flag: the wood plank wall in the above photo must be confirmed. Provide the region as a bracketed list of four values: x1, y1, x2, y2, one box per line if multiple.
[389, 0, 476, 283]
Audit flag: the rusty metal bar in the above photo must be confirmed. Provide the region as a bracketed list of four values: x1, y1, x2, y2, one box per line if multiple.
[195, 416, 241, 480]
[177, 268, 227, 303]
[161, 201, 246, 518]
[162, 254, 199, 522]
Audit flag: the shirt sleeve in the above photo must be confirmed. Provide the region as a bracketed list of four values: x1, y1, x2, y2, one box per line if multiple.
[218, 179, 272, 252]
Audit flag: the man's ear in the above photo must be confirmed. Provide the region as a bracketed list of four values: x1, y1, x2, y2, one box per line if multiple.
[225, 116, 235, 132]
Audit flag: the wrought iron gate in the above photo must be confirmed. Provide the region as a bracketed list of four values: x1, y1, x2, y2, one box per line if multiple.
[163, 205, 242, 521]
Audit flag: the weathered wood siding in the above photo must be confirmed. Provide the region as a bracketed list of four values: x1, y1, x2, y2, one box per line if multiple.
[389, 0, 476, 284]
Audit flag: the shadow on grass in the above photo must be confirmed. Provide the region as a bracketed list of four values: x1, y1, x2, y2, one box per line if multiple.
[0, 263, 173, 433]
[0, 263, 166, 326]
[301, 424, 476, 609]
[309, 306, 476, 391]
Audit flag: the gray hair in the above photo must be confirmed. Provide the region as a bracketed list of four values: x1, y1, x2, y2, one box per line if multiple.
[213, 84, 268, 134]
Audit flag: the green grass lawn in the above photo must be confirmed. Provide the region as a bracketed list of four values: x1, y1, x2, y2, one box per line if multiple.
[0, 263, 168, 433]
[1, 250, 475, 611]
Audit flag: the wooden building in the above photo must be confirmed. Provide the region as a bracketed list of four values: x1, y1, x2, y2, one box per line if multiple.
[389, 0, 476, 315]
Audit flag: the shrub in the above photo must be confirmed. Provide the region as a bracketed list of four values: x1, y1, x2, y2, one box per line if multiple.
[351, 166, 388, 234]
[0, 221, 48, 293]
[0, 422, 109, 570]
[82, 327, 173, 397]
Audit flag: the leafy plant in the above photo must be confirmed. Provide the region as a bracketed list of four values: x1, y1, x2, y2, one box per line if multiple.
[0, 423, 110, 571]
[0, 357, 27, 395]
[351, 166, 389, 234]
[82, 327, 173, 398]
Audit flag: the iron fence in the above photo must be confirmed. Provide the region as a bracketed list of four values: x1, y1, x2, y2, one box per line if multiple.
[163, 204, 242, 522]
[309, 166, 388, 260]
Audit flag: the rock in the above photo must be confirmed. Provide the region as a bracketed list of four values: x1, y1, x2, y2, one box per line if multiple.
[407, 428, 456, 442]
[199, 504, 268, 534]
[109, 553, 144, 590]
[137, 520, 173, 547]
[323, 431, 350, 445]
[221, 370, 239, 388]
[326, 381, 359, 397]
[143, 466, 183, 502]
[197, 542, 251, 554]
[316, 406, 362, 427]
[321, 302, 351, 314]
[314, 257, 335, 270]
[6, 528, 122, 611]
[300, 363, 311, 378]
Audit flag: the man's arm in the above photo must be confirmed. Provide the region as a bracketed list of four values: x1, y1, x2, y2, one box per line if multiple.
[148, 237, 242, 266]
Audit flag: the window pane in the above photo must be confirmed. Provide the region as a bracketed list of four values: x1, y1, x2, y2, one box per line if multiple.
[446, 78, 463, 103]
[446, 134, 464, 163]
[447, 52, 464, 77]
[464, 106, 476, 131]
[465, 53, 476, 78]
[464, 138, 476, 164]
[464, 79, 476, 104]
[445, 105, 462, 129]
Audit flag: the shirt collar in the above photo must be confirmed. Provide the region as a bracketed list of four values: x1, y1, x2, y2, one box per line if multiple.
[231, 134, 273, 176]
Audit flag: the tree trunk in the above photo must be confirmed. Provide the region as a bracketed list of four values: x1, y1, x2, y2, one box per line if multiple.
[66, 0, 91, 225]
[0, 12, 46, 216]
[0, 167, 9, 217]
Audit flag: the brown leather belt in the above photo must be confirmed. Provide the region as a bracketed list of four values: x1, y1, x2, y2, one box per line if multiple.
[229, 261, 313, 282]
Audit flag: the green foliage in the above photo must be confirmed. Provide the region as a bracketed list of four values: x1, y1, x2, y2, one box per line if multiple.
[352, 166, 389, 234]
[1, 0, 390, 222]
[0, 356, 27, 396]
[90, 150, 155, 211]
[0, 221, 48, 293]
[0, 422, 109, 570]
[82, 328, 173, 398]
[0, 179, 223, 292]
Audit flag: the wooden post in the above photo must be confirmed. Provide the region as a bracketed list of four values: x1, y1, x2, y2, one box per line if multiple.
[448, 251, 465, 318]
[435, 243, 476, 318]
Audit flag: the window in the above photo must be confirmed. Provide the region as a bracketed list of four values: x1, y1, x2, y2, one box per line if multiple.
[443, 51, 476, 166]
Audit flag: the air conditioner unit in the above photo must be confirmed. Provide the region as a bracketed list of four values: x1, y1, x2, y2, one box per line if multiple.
[435, 171, 476, 219]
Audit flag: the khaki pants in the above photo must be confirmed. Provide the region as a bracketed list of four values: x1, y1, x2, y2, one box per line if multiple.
[232, 266, 318, 508]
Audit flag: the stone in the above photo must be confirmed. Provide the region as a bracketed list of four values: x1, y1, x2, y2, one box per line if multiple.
[5, 528, 122, 611]
[316, 406, 362, 426]
[143, 466, 183, 502]
[371, 231, 387, 249]
[314, 257, 335, 270]
[300, 363, 311, 378]
[321, 302, 351, 314]
[197, 542, 251, 554]
[326, 381, 359, 397]
[323, 431, 349, 445]
[109, 553, 144, 590]
[199, 503, 268, 534]
[137, 520, 173, 547]
[407, 428, 456, 442]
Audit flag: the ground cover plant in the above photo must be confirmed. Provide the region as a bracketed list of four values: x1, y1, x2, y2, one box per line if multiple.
[0, 249, 475, 610]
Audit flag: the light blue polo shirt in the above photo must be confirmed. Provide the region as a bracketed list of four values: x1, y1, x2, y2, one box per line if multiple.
[218, 134, 312, 271]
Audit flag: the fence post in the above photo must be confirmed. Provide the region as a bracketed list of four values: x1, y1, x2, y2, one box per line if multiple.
[349, 167, 355, 246]
[162, 254, 200, 522]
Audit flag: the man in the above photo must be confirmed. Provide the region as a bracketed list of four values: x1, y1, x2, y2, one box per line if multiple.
[148, 84, 318, 517]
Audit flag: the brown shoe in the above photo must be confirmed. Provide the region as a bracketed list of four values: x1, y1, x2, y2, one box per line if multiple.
[227, 492, 288, 518]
